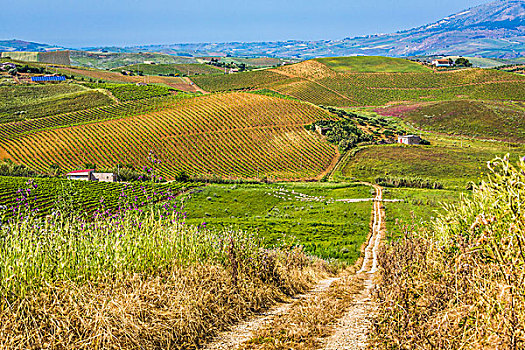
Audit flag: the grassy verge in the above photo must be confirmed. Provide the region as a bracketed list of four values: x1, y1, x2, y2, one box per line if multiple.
[371, 157, 525, 348]
[0, 192, 331, 349]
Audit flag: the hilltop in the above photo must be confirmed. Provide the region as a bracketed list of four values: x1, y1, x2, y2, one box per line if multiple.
[192, 56, 525, 107]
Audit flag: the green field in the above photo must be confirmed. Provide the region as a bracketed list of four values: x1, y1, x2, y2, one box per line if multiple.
[339, 134, 525, 189]
[377, 100, 525, 142]
[179, 182, 373, 262]
[0, 84, 113, 123]
[316, 56, 431, 73]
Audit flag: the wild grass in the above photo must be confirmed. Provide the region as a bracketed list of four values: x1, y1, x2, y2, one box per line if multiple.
[372, 156, 525, 349]
[377, 100, 525, 143]
[375, 175, 443, 189]
[180, 182, 372, 262]
[0, 184, 331, 349]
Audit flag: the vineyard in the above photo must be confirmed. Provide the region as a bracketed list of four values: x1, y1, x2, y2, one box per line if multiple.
[85, 83, 175, 101]
[0, 176, 201, 217]
[0, 95, 195, 140]
[190, 59, 525, 107]
[57, 67, 201, 92]
[0, 93, 339, 180]
[0, 84, 113, 123]
[110, 63, 223, 76]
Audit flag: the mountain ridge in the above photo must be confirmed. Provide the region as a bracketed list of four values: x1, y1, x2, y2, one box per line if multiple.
[1, 0, 524, 58]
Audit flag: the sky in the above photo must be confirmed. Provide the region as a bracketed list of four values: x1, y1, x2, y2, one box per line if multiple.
[0, 0, 489, 47]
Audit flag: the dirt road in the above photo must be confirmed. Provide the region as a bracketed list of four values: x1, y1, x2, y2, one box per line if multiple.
[201, 184, 384, 350]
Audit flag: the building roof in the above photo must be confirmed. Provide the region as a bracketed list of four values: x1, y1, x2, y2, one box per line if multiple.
[399, 135, 420, 138]
[433, 59, 451, 63]
[66, 169, 94, 175]
[31, 75, 66, 82]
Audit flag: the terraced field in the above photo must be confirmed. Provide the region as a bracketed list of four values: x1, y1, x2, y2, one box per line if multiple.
[0, 93, 338, 180]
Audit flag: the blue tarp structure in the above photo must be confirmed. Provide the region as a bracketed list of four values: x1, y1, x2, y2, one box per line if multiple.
[31, 76, 66, 82]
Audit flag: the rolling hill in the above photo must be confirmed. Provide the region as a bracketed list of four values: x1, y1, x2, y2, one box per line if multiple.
[192, 57, 525, 107]
[0, 92, 339, 180]
[376, 99, 525, 142]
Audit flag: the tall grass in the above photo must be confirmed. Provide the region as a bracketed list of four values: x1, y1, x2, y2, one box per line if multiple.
[375, 175, 444, 189]
[371, 156, 525, 349]
[0, 183, 330, 349]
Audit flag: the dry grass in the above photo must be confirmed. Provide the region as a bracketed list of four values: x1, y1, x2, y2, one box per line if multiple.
[371, 157, 525, 349]
[235, 205, 375, 350]
[0, 249, 329, 350]
[238, 270, 365, 350]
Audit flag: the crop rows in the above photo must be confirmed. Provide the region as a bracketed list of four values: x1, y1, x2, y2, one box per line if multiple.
[0, 176, 201, 217]
[86, 83, 173, 101]
[192, 64, 525, 107]
[0, 93, 338, 180]
[0, 95, 193, 139]
[191, 70, 290, 92]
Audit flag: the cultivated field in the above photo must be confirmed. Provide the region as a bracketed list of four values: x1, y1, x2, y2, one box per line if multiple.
[191, 57, 525, 107]
[0, 92, 339, 180]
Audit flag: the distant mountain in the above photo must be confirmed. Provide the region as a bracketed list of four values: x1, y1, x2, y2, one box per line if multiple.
[0, 39, 67, 53]
[3, 0, 525, 59]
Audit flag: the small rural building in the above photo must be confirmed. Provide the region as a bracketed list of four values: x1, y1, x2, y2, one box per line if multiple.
[398, 135, 422, 145]
[31, 75, 66, 82]
[66, 169, 95, 181]
[93, 172, 117, 182]
[432, 58, 454, 67]
[136, 82, 148, 86]
[143, 61, 156, 65]
[66, 169, 116, 182]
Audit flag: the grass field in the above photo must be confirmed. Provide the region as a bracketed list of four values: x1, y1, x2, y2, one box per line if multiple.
[0, 92, 338, 180]
[0, 84, 113, 123]
[377, 100, 525, 142]
[316, 56, 431, 73]
[180, 182, 373, 262]
[339, 134, 525, 189]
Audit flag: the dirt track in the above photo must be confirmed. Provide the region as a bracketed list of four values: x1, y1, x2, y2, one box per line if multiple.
[201, 184, 385, 350]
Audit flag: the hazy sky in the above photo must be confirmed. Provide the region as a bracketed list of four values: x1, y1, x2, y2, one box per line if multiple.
[0, 0, 489, 47]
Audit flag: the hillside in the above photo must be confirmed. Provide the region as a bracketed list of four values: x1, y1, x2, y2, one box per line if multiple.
[192, 57, 525, 107]
[0, 92, 338, 180]
[377, 100, 525, 142]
